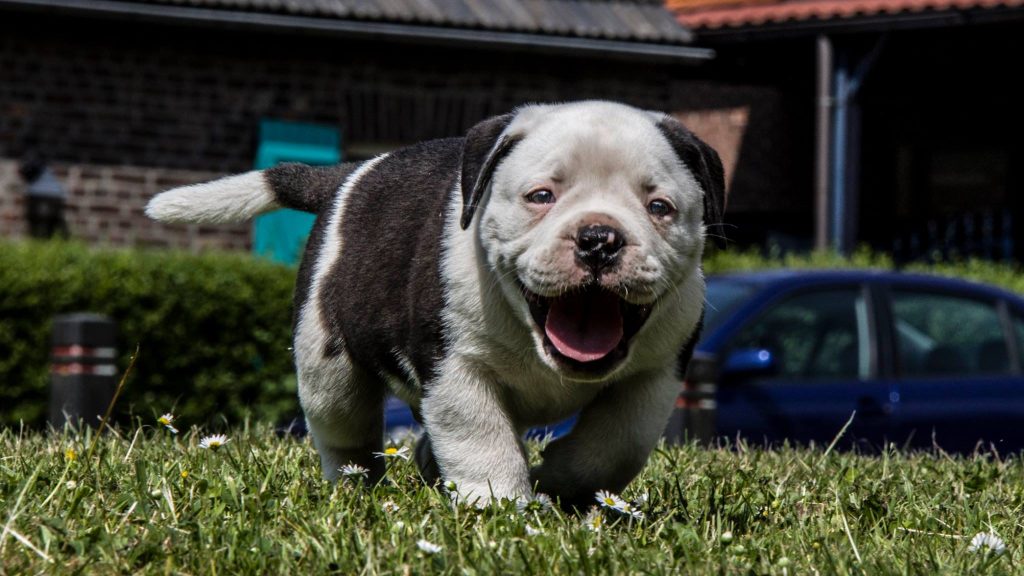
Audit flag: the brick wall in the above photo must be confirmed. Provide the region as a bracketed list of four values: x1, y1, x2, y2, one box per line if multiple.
[0, 159, 26, 238]
[0, 158, 248, 251]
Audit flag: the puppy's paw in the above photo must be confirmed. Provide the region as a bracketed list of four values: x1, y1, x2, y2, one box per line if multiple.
[443, 479, 532, 509]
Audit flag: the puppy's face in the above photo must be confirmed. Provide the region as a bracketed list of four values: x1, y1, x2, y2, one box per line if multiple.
[473, 102, 716, 380]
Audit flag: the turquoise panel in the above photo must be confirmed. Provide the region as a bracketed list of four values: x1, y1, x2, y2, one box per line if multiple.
[252, 120, 341, 265]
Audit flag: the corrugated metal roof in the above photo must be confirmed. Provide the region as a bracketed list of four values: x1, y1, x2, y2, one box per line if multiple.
[114, 0, 695, 43]
[669, 0, 1024, 30]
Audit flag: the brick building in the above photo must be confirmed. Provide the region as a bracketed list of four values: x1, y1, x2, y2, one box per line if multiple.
[0, 0, 789, 254]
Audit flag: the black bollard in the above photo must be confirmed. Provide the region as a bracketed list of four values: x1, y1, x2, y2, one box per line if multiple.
[49, 313, 118, 428]
[665, 352, 718, 445]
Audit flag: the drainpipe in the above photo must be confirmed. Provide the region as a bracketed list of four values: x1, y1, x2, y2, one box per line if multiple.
[829, 36, 886, 254]
[830, 51, 850, 253]
[814, 35, 833, 251]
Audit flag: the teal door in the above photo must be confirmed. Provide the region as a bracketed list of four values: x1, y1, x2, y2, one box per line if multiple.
[253, 120, 341, 265]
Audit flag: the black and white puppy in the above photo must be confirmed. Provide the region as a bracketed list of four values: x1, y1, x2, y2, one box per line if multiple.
[146, 101, 724, 508]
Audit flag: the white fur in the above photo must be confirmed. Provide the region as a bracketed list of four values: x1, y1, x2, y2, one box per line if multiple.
[145, 171, 278, 223]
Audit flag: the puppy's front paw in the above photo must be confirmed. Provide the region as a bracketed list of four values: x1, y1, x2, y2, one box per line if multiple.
[443, 479, 532, 508]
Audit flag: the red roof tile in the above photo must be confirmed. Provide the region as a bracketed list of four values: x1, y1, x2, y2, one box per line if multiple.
[668, 0, 1024, 30]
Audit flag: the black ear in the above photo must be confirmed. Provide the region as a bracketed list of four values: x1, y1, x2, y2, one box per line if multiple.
[460, 113, 519, 230]
[655, 116, 727, 247]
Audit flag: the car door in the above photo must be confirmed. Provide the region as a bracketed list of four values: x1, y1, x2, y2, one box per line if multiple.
[882, 286, 1024, 453]
[714, 283, 892, 449]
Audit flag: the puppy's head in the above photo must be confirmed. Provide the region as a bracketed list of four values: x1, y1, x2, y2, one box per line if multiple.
[461, 101, 724, 380]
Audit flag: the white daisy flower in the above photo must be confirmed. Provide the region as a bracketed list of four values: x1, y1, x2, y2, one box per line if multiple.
[65, 480, 78, 491]
[525, 524, 543, 536]
[339, 464, 369, 479]
[968, 532, 1006, 555]
[517, 493, 553, 513]
[584, 509, 605, 532]
[416, 539, 443, 554]
[373, 445, 411, 460]
[382, 500, 400, 513]
[157, 413, 178, 434]
[595, 490, 629, 512]
[198, 434, 229, 450]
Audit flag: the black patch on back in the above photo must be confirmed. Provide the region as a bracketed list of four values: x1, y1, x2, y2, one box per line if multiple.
[316, 138, 464, 387]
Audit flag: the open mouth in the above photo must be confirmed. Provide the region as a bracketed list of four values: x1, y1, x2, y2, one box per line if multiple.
[523, 284, 654, 374]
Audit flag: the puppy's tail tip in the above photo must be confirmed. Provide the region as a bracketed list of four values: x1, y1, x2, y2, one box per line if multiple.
[145, 171, 279, 224]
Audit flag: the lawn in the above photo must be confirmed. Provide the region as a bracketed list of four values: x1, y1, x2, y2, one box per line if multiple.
[1, 418, 1020, 575]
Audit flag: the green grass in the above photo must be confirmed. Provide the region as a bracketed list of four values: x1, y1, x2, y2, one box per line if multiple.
[1, 421, 1021, 574]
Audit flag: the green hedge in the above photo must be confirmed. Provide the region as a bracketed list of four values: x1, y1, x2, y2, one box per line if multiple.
[704, 246, 1024, 295]
[0, 240, 297, 427]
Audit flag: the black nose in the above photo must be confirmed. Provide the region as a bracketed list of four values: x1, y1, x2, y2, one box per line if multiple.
[575, 224, 625, 272]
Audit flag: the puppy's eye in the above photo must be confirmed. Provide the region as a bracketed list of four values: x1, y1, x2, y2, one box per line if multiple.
[647, 199, 675, 217]
[525, 189, 556, 204]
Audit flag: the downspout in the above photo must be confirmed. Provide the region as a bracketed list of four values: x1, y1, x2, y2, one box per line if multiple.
[814, 35, 833, 251]
[829, 36, 886, 254]
[830, 50, 850, 252]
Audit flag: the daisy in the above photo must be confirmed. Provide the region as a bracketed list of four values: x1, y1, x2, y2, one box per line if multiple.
[595, 490, 629, 513]
[584, 509, 605, 532]
[64, 447, 77, 462]
[968, 532, 1006, 555]
[382, 500, 400, 513]
[373, 445, 410, 460]
[416, 539, 443, 554]
[198, 434, 230, 450]
[517, 493, 553, 513]
[340, 464, 369, 479]
[157, 413, 178, 434]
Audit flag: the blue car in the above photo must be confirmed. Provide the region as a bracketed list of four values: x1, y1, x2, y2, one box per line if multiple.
[701, 270, 1024, 453]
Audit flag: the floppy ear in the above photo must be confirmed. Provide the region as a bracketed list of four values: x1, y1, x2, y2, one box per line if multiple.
[460, 113, 519, 230]
[655, 116, 727, 246]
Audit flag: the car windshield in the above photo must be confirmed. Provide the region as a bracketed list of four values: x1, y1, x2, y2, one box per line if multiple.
[704, 278, 757, 332]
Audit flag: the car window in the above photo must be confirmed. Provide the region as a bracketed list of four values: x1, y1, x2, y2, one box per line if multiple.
[891, 291, 1009, 377]
[1014, 314, 1024, 368]
[729, 288, 870, 380]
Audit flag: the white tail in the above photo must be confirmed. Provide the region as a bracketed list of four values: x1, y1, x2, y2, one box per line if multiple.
[145, 171, 279, 224]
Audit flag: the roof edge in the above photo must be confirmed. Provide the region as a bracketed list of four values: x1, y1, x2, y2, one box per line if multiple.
[679, 4, 1024, 41]
[0, 0, 715, 63]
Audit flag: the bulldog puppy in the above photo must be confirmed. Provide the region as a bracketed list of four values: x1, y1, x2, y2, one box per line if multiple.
[146, 100, 724, 509]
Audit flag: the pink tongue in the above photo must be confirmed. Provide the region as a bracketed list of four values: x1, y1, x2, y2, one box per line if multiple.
[545, 291, 624, 363]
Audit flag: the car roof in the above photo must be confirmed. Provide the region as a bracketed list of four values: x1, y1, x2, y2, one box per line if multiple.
[708, 268, 1024, 304]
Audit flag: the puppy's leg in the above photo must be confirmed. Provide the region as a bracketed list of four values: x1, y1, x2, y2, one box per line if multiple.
[422, 361, 531, 505]
[299, 352, 386, 483]
[530, 367, 679, 510]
